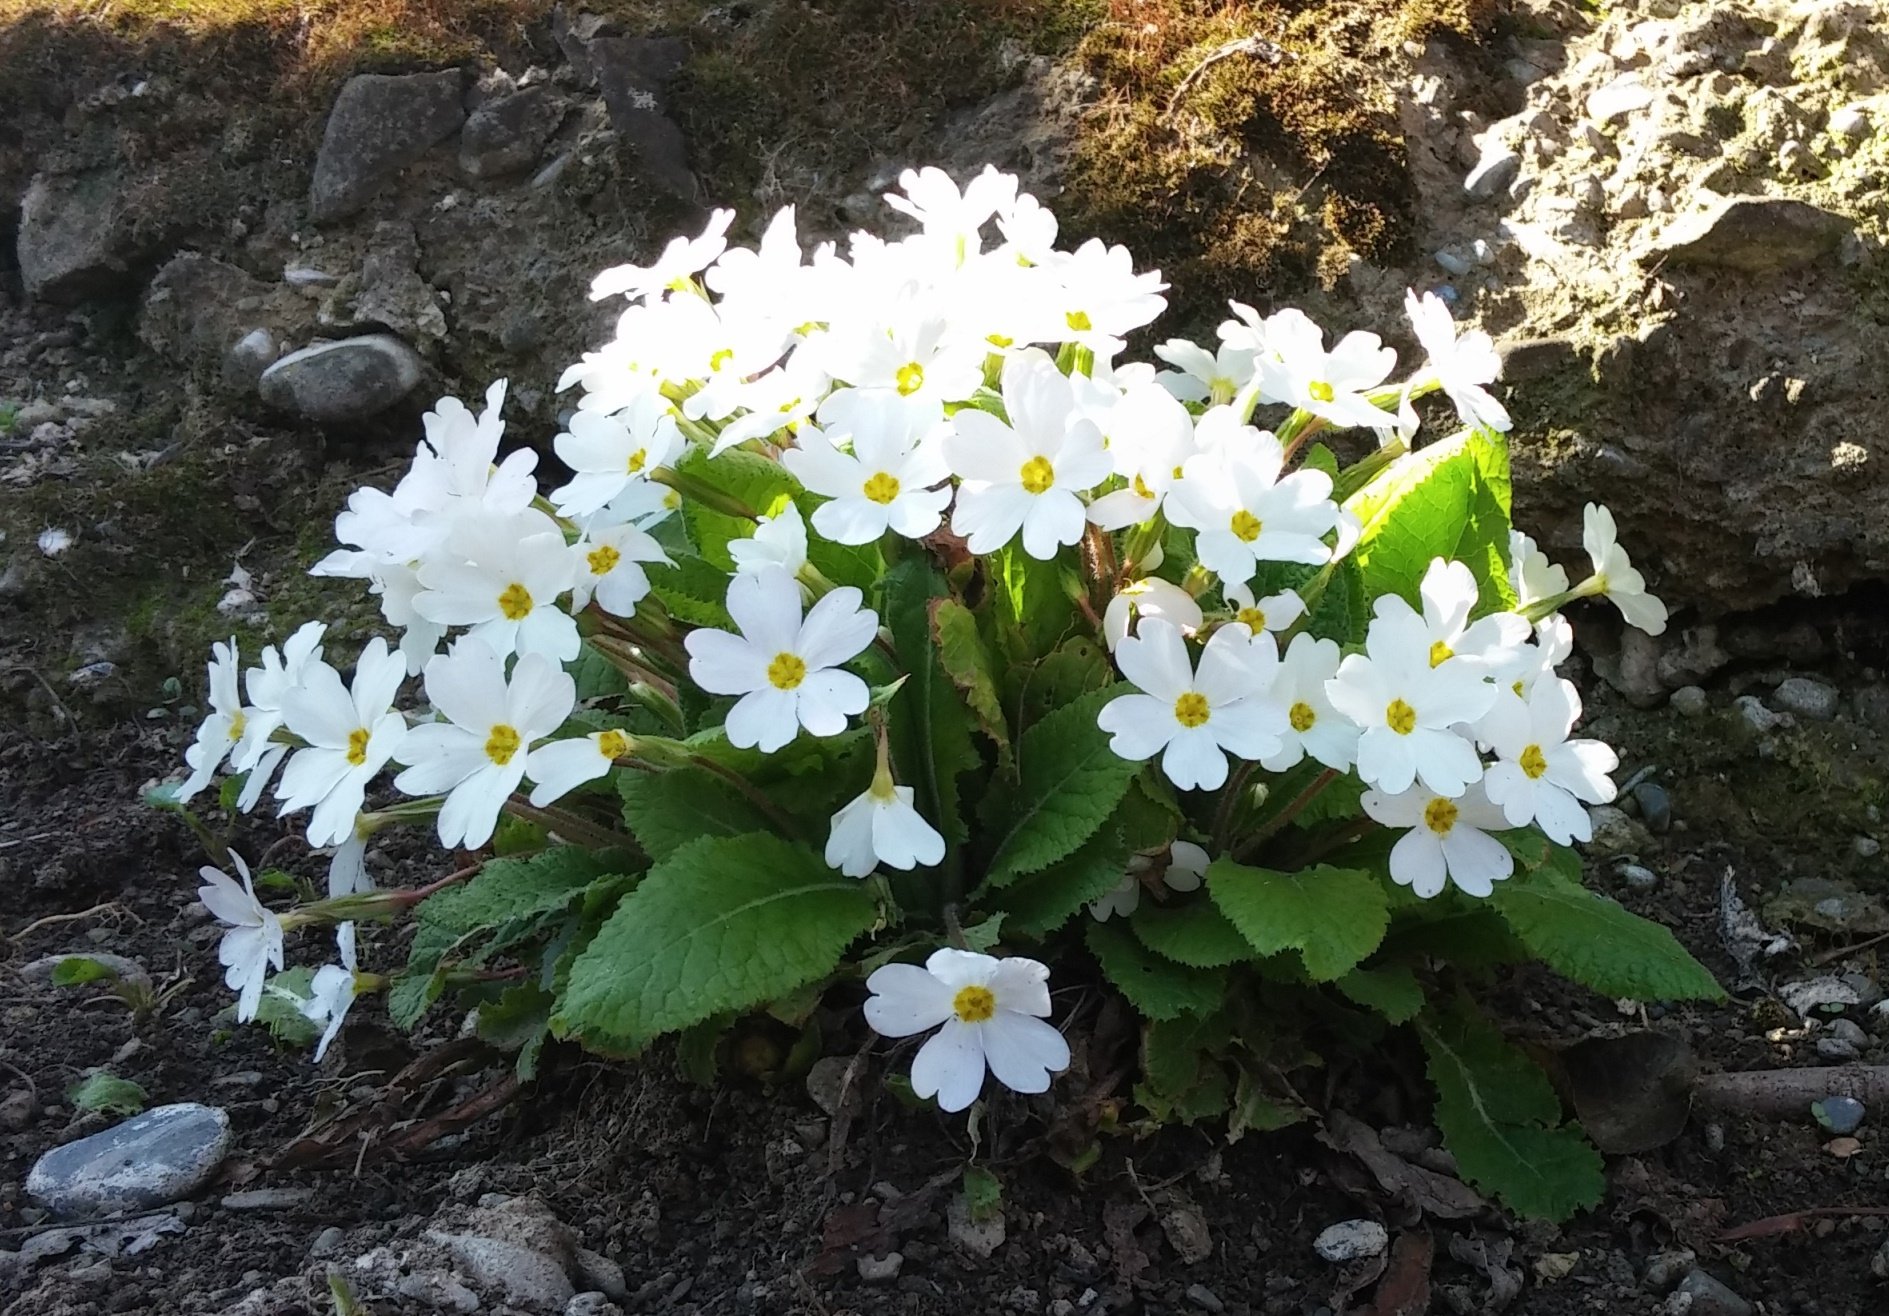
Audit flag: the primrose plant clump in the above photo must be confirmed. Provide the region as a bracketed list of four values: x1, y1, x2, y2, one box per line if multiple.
[168, 166, 1722, 1219]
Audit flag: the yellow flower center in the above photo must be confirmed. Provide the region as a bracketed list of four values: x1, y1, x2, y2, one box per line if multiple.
[1132, 473, 1155, 500]
[345, 727, 370, 767]
[626, 447, 649, 475]
[1519, 743, 1549, 779]
[596, 729, 631, 761]
[987, 333, 1014, 348]
[1173, 691, 1212, 728]
[1513, 679, 1525, 696]
[1019, 455, 1056, 495]
[1428, 640, 1454, 668]
[228, 710, 247, 742]
[662, 488, 682, 510]
[1065, 310, 1093, 333]
[1289, 701, 1317, 732]
[862, 471, 902, 505]
[1423, 797, 1459, 835]
[1307, 380, 1335, 403]
[1171, 464, 1185, 480]
[498, 582, 534, 621]
[484, 723, 522, 766]
[1237, 607, 1266, 631]
[1385, 698, 1417, 735]
[1229, 510, 1263, 543]
[953, 984, 997, 1023]
[586, 544, 622, 577]
[709, 347, 735, 373]
[896, 362, 925, 396]
[767, 652, 808, 691]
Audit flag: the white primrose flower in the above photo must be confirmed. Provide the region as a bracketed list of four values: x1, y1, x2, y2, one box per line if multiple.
[197, 853, 283, 1023]
[946, 352, 1113, 559]
[819, 312, 986, 418]
[994, 190, 1060, 265]
[1103, 577, 1204, 651]
[327, 831, 372, 898]
[177, 638, 245, 802]
[705, 205, 819, 312]
[413, 510, 581, 664]
[825, 765, 947, 878]
[782, 412, 953, 545]
[864, 949, 1070, 1113]
[1089, 840, 1210, 921]
[526, 728, 638, 809]
[1582, 503, 1668, 636]
[1238, 307, 1400, 429]
[276, 638, 409, 848]
[393, 641, 578, 851]
[1478, 676, 1618, 845]
[1362, 782, 1515, 899]
[1164, 429, 1340, 583]
[729, 501, 809, 578]
[884, 164, 1018, 264]
[1325, 623, 1494, 797]
[1044, 238, 1167, 355]
[1498, 613, 1574, 704]
[1085, 383, 1199, 532]
[1509, 529, 1569, 609]
[549, 392, 684, 519]
[1374, 558, 1531, 675]
[1153, 338, 1256, 406]
[683, 567, 877, 752]
[1260, 632, 1359, 773]
[1098, 619, 1288, 791]
[1223, 583, 1305, 639]
[590, 206, 736, 301]
[712, 355, 830, 450]
[301, 922, 359, 1063]
[571, 519, 671, 617]
[230, 621, 329, 812]
[1404, 289, 1511, 432]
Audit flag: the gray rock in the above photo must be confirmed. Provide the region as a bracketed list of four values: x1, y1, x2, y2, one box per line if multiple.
[1857, 836, 1881, 859]
[565, 1295, 623, 1316]
[461, 85, 570, 179]
[1586, 805, 1648, 858]
[589, 37, 695, 199]
[1434, 246, 1475, 276]
[1829, 106, 1869, 140]
[1817, 1035, 1860, 1061]
[1669, 686, 1708, 717]
[573, 1247, 627, 1300]
[223, 330, 279, 394]
[1805, 1095, 1866, 1132]
[219, 1187, 314, 1211]
[259, 335, 424, 423]
[1829, 1018, 1869, 1047]
[27, 1103, 230, 1217]
[309, 70, 468, 222]
[1313, 1219, 1388, 1263]
[1620, 863, 1660, 891]
[1186, 1283, 1227, 1313]
[946, 1193, 1006, 1258]
[1656, 625, 1729, 688]
[394, 1270, 482, 1313]
[1670, 1269, 1752, 1316]
[1642, 1249, 1696, 1292]
[856, 1252, 903, 1283]
[20, 952, 151, 993]
[309, 1226, 346, 1258]
[1874, 1238, 1889, 1281]
[139, 254, 308, 391]
[1, 1088, 35, 1132]
[17, 170, 130, 301]
[321, 222, 448, 344]
[1772, 676, 1839, 721]
[1596, 628, 1665, 708]
[436, 1232, 575, 1310]
[1632, 782, 1672, 834]
[1734, 695, 1791, 734]
[1464, 145, 1522, 201]
[1644, 197, 1852, 273]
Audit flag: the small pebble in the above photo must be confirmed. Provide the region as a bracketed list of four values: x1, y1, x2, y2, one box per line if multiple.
[1734, 695, 1790, 734]
[1632, 782, 1672, 834]
[856, 1252, 903, 1284]
[1855, 836, 1881, 859]
[1817, 1036, 1860, 1062]
[1434, 247, 1475, 276]
[1829, 106, 1869, 140]
[1871, 1238, 1889, 1281]
[1703, 1123, 1726, 1152]
[1642, 1249, 1696, 1292]
[1829, 1018, 1869, 1047]
[1619, 863, 1660, 891]
[1673, 1269, 1753, 1316]
[309, 1226, 346, 1258]
[1772, 676, 1839, 721]
[1669, 685, 1708, 717]
[1813, 1095, 1866, 1135]
[1186, 1283, 1227, 1313]
[1313, 1219, 1388, 1264]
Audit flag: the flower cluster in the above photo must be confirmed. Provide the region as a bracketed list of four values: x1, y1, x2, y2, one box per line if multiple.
[173, 166, 1668, 1117]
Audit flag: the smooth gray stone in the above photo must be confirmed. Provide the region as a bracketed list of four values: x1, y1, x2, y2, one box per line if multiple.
[27, 1104, 231, 1217]
[258, 334, 424, 423]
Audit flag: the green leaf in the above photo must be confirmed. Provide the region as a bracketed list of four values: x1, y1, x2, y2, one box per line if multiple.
[1012, 635, 1111, 730]
[932, 598, 1010, 754]
[256, 966, 323, 1044]
[994, 824, 1132, 937]
[618, 768, 774, 860]
[644, 553, 735, 628]
[885, 559, 980, 846]
[1336, 965, 1425, 1023]
[67, 1072, 147, 1116]
[676, 446, 799, 569]
[1300, 442, 1340, 479]
[990, 543, 1078, 664]
[568, 640, 632, 700]
[553, 834, 876, 1050]
[1229, 1067, 1307, 1141]
[1086, 920, 1226, 1021]
[1132, 899, 1255, 968]
[962, 1166, 1003, 1223]
[960, 913, 1007, 952]
[50, 956, 120, 987]
[984, 684, 1140, 886]
[1491, 866, 1726, 1002]
[414, 848, 614, 954]
[476, 984, 556, 1079]
[1206, 860, 1390, 981]
[1418, 1003, 1605, 1220]
[1139, 1011, 1233, 1124]
[385, 968, 443, 1031]
[1345, 429, 1515, 613]
[1378, 905, 1529, 969]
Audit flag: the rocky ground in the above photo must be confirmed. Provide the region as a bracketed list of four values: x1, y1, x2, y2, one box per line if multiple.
[3, 0, 1889, 1313]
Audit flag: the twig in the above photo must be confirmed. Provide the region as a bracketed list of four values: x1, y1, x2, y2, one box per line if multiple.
[9, 901, 139, 943]
[1720, 1206, 1889, 1242]
[1165, 36, 1285, 119]
[1693, 1065, 1889, 1117]
[1810, 929, 1889, 967]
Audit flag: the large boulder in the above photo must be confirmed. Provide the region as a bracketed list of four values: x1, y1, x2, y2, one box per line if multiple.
[17, 170, 129, 301]
[309, 70, 468, 222]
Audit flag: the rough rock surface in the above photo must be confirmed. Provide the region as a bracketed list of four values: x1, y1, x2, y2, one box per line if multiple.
[26, 1103, 231, 1216]
[137, 254, 310, 388]
[460, 84, 570, 180]
[309, 70, 468, 222]
[17, 171, 129, 301]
